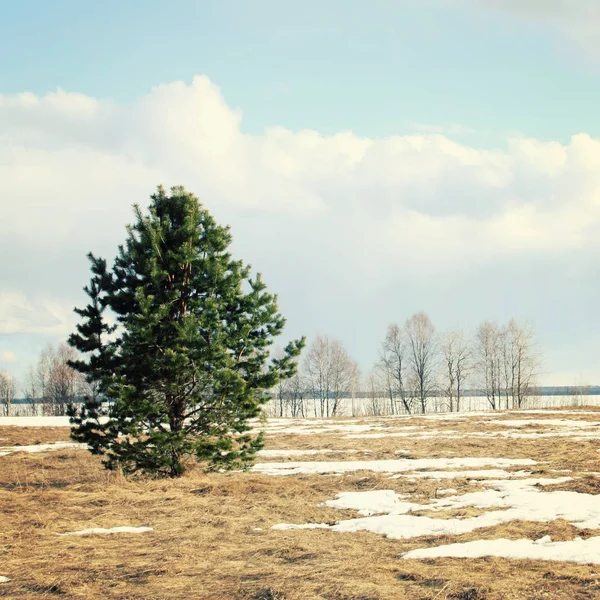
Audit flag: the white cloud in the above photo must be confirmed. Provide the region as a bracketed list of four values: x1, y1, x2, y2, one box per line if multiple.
[2, 75, 599, 259]
[0, 292, 73, 336]
[2, 75, 600, 380]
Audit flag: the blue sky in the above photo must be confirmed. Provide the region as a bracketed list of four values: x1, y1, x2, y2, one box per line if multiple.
[2, 0, 600, 388]
[2, 0, 599, 142]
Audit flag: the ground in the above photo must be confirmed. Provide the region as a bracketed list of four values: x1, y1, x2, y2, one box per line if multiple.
[3, 409, 600, 599]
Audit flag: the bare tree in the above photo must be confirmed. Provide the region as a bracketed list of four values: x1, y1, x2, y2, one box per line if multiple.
[475, 319, 540, 411]
[273, 346, 288, 417]
[33, 346, 52, 410]
[28, 343, 88, 416]
[569, 378, 591, 408]
[475, 321, 501, 410]
[365, 370, 384, 416]
[305, 335, 331, 417]
[0, 372, 16, 416]
[329, 340, 357, 416]
[286, 372, 306, 417]
[23, 365, 39, 415]
[507, 320, 539, 408]
[440, 330, 471, 412]
[405, 312, 437, 414]
[304, 335, 356, 417]
[499, 326, 514, 410]
[377, 324, 412, 414]
[454, 333, 471, 413]
[275, 377, 287, 417]
[349, 360, 361, 417]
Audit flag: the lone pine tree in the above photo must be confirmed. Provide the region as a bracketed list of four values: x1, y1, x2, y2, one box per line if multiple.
[68, 185, 304, 477]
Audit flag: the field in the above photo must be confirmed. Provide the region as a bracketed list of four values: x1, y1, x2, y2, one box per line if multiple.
[3, 409, 600, 599]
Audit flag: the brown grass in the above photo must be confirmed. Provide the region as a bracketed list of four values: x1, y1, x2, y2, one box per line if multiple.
[2, 409, 600, 599]
[0, 427, 73, 447]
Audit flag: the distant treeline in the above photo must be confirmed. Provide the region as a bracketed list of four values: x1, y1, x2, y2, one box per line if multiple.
[13, 386, 597, 406]
[267, 385, 600, 402]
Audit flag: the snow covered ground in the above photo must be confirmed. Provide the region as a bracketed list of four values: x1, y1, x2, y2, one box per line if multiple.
[59, 526, 154, 536]
[0, 442, 86, 456]
[252, 457, 536, 476]
[401, 536, 600, 564]
[0, 416, 72, 427]
[273, 476, 600, 543]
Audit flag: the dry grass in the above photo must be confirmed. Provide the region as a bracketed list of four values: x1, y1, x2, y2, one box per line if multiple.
[2, 409, 600, 599]
[0, 427, 73, 447]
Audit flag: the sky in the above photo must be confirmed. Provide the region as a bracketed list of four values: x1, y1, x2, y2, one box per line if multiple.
[1, 0, 600, 387]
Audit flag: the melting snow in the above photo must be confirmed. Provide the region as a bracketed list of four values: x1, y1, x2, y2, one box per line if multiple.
[0, 416, 72, 427]
[518, 410, 600, 416]
[401, 536, 600, 564]
[252, 457, 535, 476]
[321, 490, 412, 516]
[0, 442, 86, 456]
[349, 428, 600, 441]
[59, 526, 153, 536]
[272, 476, 600, 543]
[390, 469, 532, 480]
[257, 449, 369, 458]
[492, 419, 600, 429]
[346, 430, 459, 440]
[251, 422, 387, 436]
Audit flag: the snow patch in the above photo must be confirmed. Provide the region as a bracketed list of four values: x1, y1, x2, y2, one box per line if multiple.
[390, 469, 532, 480]
[320, 490, 414, 516]
[0, 576, 10, 584]
[0, 442, 86, 456]
[59, 526, 153, 536]
[401, 536, 600, 564]
[346, 430, 459, 440]
[252, 457, 536, 476]
[272, 477, 600, 543]
[0, 416, 72, 427]
[257, 449, 369, 458]
[493, 419, 600, 429]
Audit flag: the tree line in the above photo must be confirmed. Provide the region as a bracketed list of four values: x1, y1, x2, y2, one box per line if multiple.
[272, 312, 540, 417]
[0, 343, 91, 417]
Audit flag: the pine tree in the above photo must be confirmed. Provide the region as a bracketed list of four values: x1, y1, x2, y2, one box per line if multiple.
[68, 186, 304, 477]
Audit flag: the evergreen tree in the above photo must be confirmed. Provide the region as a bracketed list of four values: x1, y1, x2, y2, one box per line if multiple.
[68, 186, 304, 477]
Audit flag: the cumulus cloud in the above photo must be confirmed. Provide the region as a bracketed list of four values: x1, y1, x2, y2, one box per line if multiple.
[1, 75, 600, 380]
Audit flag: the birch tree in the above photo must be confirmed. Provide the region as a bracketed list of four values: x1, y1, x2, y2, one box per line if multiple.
[440, 330, 471, 412]
[286, 372, 306, 417]
[507, 320, 539, 408]
[365, 370, 384, 416]
[304, 335, 356, 416]
[329, 340, 357, 416]
[378, 324, 412, 414]
[26, 343, 88, 416]
[475, 319, 539, 410]
[0, 372, 16, 416]
[406, 312, 437, 414]
[475, 321, 501, 410]
[305, 335, 331, 417]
